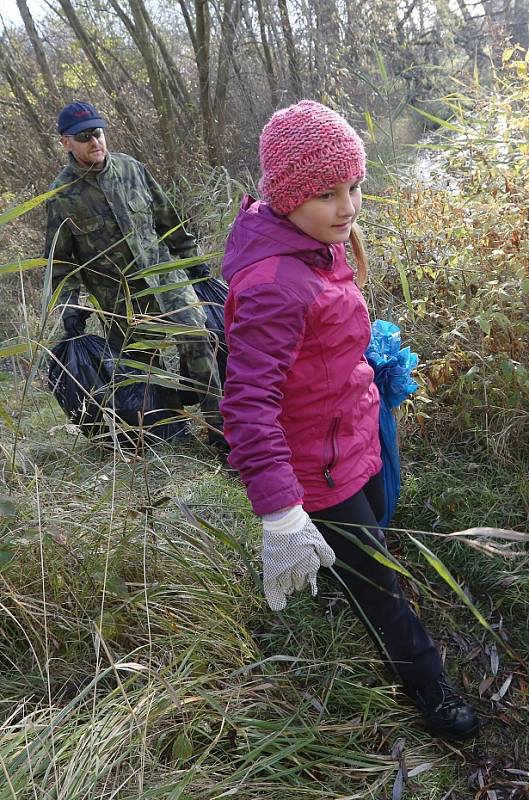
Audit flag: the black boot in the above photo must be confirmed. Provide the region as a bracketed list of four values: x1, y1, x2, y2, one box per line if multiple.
[207, 427, 230, 458]
[151, 385, 191, 437]
[406, 672, 479, 741]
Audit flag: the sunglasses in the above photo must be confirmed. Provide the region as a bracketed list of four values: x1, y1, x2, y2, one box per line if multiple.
[68, 127, 104, 143]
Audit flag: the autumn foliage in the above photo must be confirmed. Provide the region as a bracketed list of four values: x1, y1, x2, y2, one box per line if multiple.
[368, 51, 529, 453]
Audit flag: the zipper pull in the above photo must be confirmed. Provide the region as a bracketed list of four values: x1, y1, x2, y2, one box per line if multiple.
[323, 468, 335, 488]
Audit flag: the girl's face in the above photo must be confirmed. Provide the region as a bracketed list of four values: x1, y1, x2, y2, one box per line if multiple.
[287, 180, 362, 244]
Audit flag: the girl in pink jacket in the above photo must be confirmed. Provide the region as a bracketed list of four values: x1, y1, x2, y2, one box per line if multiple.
[220, 100, 478, 740]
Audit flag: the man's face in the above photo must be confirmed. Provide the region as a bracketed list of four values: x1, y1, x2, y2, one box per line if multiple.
[61, 127, 108, 169]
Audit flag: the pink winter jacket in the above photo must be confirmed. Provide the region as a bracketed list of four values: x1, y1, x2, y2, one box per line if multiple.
[220, 196, 382, 515]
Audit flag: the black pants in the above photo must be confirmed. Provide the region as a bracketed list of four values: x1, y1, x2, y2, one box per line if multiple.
[309, 472, 442, 687]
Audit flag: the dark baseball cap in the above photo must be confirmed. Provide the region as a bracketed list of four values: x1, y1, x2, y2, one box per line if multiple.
[58, 101, 108, 135]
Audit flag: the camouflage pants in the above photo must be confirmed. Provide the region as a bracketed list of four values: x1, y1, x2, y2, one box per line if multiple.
[163, 334, 223, 430]
[103, 273, 223, 432]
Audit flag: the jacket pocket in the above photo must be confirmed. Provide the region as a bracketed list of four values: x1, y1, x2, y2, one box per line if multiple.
[69, 215, 103, 236]
[128, 191, 152, 231]
[323, 415, 341, 488]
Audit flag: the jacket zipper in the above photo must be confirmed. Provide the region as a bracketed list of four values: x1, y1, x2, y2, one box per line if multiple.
[323, 416, 341, 488]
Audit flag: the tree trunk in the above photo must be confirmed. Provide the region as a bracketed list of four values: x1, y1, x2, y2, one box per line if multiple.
[454, 0, 472, 23]
[54, 0, 145, 161]
[141, 12, 197, 115]
[254, 0, 280, 106]
[213, 0, 242, 150]
[178, 0, 221, 164]
[311, 0, 340, 99]
[194, 0, 220, 163]
[126, 0, 181, 172]
[0, 38, 56, 162]
[117, 0, 198, 136]
[15, 0, 61, 100]
[110, 0, 196, 117]
[510, 0, 529, 48]
[277, 0, 303, 99]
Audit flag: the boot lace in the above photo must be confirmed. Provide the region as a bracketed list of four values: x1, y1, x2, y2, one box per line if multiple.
[429, 674, 464, 712]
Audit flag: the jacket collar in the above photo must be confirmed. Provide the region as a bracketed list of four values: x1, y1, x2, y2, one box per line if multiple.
[238, 195, 336, 272]
[296, 245, 335, 270]
[67, 151, 111, 178]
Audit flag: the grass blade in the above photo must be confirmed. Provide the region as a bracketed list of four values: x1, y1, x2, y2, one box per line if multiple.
[408, 534, 513, 655]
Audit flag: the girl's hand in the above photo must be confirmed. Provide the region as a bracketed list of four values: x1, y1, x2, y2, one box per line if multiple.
[261, 506, 335, 610]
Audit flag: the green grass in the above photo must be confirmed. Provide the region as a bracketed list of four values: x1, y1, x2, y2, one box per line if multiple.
[395, 444, 529, 652]
[1, 369, 528, 799]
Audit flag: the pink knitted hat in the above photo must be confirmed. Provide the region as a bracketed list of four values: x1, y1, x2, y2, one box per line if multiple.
[258, 100, 366, 216]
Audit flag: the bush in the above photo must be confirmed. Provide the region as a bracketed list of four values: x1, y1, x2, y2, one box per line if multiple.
[366, 51, 529, 455]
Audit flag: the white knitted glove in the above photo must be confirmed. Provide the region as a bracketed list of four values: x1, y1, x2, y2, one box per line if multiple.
[261, 505, 336, 611]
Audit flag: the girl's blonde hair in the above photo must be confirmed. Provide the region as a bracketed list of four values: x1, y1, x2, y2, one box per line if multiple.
[349, 222, 368, 288]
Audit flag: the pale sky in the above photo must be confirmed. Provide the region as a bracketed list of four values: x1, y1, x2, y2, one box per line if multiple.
[1, 0, 46, 26]
[0, 0, 486, 31]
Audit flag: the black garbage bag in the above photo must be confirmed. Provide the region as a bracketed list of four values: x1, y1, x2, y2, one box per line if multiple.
[177, 276, 228, 405]
[49, 334, 189, 446]
[194, 276, 228, 385]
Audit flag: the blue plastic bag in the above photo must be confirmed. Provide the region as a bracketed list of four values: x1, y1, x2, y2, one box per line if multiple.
[365, 320, 419, 527]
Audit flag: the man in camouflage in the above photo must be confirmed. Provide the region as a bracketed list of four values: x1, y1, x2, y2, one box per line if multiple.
[45, 101, 224, 444]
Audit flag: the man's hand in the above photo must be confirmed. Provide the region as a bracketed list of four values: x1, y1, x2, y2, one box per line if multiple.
[63, 309, 92, 337]
[188, 263, 210, 280]
[262, 506, 335, 611]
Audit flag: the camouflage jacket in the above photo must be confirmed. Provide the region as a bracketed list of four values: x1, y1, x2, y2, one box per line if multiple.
[45, 152, 206, 327]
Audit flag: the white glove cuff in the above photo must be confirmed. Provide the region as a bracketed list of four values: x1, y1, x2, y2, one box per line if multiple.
[262, 505, 308, 535]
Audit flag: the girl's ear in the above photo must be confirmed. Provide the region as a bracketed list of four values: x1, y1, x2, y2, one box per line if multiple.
[350, 222, 368, 288]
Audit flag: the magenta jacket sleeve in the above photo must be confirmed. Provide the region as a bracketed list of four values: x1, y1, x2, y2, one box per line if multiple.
[220, 282, 308, 515]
